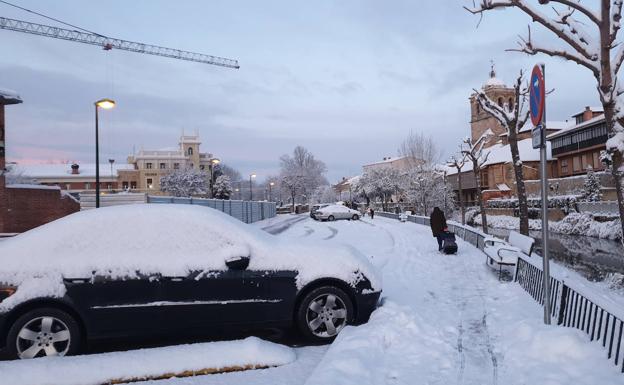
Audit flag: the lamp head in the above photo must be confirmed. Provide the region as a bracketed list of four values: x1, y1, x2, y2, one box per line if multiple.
[95, 98, 116, 109]
[211, 158, 220, 165]
[250, 174, 256, 179]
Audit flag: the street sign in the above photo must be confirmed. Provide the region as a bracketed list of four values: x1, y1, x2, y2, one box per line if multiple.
[532, 124, 543, 149]
[530, 65, 545, 127]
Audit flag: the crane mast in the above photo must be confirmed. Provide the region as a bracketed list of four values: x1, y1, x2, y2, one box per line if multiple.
[0, 16, 239, 69]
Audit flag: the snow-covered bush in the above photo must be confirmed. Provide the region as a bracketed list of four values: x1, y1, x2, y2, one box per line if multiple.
[488, 195, 581, 213]
[160, 169, 207, 197]
[582, 167, 602, 202]
[551, 213, 622, 241]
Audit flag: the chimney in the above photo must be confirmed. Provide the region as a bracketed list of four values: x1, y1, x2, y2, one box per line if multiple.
[71, 163, 80, 175]
[583, 106, 593, 123]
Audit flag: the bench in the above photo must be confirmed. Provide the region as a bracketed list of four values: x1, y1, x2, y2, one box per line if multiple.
[484, 230, 535, 280]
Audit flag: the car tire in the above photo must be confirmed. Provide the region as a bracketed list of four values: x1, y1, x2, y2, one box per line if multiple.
[5, 307, 81, 360]
[296, 286, 354, 343]
[328, 215, 335, 221]
[351, 214, 359, 220]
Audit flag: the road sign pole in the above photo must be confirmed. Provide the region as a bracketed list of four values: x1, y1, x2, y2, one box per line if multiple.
[539, 63, 552, 325]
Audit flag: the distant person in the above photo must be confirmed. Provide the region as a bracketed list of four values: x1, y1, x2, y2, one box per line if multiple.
[430, 207, 447, 251]
[395, 206, 400, 214]
[369, 207, 375, 219]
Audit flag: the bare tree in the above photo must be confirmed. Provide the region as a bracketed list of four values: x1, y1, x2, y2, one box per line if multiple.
[465, 0, 624, 243]
[398, 131, 442, 168]
[473, 70, 531, 235]
[447, 150, 468, 224]
[279, 146, 328, 211]
[462, 134, 492, 234]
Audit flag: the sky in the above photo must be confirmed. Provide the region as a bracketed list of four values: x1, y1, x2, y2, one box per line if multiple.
[0, 0, 604, 182]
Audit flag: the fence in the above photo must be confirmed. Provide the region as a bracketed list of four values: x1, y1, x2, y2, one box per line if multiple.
[577, 201, 620, 216]
[147, 196, 276, 224]
[79, 193, 148, 210]
[377, 211, 624, 373]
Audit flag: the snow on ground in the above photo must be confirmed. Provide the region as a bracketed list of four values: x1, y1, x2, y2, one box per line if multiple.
[473, 213, 622, 240]
[0, 337, 294, 385]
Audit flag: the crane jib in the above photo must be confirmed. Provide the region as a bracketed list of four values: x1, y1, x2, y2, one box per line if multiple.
[0, 16, 239, 69]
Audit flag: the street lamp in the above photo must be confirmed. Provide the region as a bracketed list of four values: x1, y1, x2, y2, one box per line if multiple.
[269, 182, 275, 202]
[209, 158, 220, 198]
[235, 188, 240, 200]
[249, 174, 256, 201]
[94, 98, 115, 208]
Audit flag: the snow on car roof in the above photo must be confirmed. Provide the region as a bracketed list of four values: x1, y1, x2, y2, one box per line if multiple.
[0, 205, 380, 310]
[320, 204, 354, 212]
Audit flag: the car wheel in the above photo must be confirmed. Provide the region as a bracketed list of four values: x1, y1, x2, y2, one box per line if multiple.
[6, 307, 81, 360]
[328, 215, 335, 221]
[296, 286, 353, 343]
[352, 214, 359, 220]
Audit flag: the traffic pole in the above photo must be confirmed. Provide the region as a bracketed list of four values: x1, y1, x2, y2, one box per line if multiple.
[539, 63, 552, 325]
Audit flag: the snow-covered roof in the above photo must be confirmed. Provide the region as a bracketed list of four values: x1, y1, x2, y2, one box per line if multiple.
[572, 106, 603, 116]
[362, 156, 409, 167]
[0, 205, 381, 311]
[14, 163, 135, 178]
[6, 184, 60, 190]
[482, 138, 553, 166]
[513, 120, 573, 135]
[483, 76, 505, 89]
[547, 113, 605, 139]
[0, 86, 22, 105]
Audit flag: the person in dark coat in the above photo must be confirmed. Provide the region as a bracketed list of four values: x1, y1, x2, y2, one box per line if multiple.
[429, 207, 447, 251]
[369, 207, 375, 219]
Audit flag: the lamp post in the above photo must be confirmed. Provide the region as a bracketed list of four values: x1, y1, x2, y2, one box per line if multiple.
[269, 182, 275, 202]
[249, 174, 256, 201]
[209, 158, 220, 198]
[235, 188, 239, 200]
[94, 98, 115, 208]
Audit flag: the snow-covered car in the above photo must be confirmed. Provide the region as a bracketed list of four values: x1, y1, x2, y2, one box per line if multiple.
[399, 213, 408, 222]
[0, 205, 381, 360]
[310, 204, 330, 219]
[315, 204, 361, 221]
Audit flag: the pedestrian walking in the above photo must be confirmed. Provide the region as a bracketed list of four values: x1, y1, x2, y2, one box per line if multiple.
[429, 207, 447, 251]
[369, 207, 375, 219]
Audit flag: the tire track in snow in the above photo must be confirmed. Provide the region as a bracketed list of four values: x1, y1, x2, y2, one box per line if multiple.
[301, 226, 314, 237]
[261, 216, 308, 235]
[323, 226, 338, 240]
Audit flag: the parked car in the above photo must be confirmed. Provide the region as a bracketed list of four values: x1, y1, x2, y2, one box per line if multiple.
[310, 204, 330, 219]
[0, 205, 381, 360]
[315, 204, 361, 221]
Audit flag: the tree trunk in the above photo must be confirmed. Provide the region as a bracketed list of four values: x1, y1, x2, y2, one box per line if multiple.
[508, 126, 530, 235]
[473, 163, 488, 234]
[458, 171, 465, 225]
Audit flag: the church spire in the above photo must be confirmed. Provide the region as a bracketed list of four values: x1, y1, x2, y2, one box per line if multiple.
[489, 59, 496, 79]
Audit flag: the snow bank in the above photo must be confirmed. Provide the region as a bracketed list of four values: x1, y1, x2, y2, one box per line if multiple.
[473, 213, 622, 240]
[0, 205, 381, 310]
[0, 337, 295, 385]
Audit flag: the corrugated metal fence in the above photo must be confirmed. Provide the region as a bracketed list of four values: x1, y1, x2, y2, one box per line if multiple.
[377, 211, 624, 373]
[147, 196, 276, 224]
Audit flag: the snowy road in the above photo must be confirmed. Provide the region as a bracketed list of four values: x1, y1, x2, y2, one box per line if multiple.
[140, 214, 621, 385]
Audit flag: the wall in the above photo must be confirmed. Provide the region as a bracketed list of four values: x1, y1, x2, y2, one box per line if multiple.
[3, 186, 79, 233]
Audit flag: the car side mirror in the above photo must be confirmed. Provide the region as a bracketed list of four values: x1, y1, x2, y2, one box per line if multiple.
[225, 256, 250, 270]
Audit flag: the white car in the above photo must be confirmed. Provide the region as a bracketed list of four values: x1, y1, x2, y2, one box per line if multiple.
[315, 204, 361, 221]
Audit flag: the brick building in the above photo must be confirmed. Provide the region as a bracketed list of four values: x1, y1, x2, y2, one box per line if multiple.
[0, 87, 79, 233]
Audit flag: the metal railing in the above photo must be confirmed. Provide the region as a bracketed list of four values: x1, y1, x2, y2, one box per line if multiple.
[378, 211, 624, 373]
[147, 196, 276, 224]
[577, 201, 620, 215]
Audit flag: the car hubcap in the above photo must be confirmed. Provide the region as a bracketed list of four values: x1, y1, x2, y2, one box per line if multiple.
[16, 316, 71, 359]
[306, 294, 348, 337]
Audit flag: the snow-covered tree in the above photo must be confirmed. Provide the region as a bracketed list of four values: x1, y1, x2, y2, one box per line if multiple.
[462, 134, 492, 234]
[4, 164, 36, 185]
[279, 146, 328, 211]
[473, 69, 531, 235]
[160, 168, 207, 197]
[356, 167, 402, 211]
[583, 166, 603, 202]
[213, 175, 233, 200]
[311, 185, 338, 204]
[402, 167, 452, 216]
[448, 149, 468, 224]
[465, 0, 624, 247]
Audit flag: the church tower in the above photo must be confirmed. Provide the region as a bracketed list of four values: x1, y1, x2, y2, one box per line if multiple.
[469, 64, 515, 148]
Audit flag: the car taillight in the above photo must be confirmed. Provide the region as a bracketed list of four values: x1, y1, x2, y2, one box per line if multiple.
[0, 285, 16, 301]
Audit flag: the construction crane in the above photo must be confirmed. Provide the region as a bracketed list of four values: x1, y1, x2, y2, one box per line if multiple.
[0, 16, 239, 69]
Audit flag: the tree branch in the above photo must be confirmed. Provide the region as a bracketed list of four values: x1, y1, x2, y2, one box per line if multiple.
[549, 0, 601, 25]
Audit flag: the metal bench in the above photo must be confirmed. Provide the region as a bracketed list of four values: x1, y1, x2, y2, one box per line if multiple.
[484, 230, 535, 280]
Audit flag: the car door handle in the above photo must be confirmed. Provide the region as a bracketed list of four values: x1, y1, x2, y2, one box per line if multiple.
[164, 277, 186, 282]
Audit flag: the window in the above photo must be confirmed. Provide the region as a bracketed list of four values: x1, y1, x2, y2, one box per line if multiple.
[508, 98, 513, 109]
[561, 159, 568, 174]
[476, 103, 480, 114]
[147, 178, 153, 189]
[159, 163, 166, 169]
[65, 184, 71, 190]
[173, 163, 180, 170]
[85, 182, 91, 190]
[146, 162, 153, 169]
[573, 156, 581, 172]
[187, 147, 193, 155]
[581, 154, 589, 170]
[107, 183, 112, 190]
[497, 97, 503, 107]
[122, 181, 129, 190]
[593, 151, 602, 169]
[130, 181, 137, 189]
[480, 171, 489, 187]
